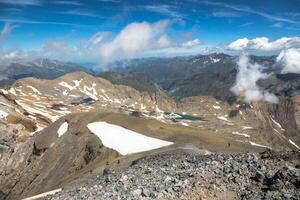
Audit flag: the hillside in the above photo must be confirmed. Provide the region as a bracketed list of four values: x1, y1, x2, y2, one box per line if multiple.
[101, 54, 278, 100]
[0, 58, 93, 86]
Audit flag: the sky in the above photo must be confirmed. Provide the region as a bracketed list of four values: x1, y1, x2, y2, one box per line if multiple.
[0, 0, 300, 63]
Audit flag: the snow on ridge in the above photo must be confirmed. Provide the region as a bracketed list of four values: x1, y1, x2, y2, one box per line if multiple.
[26, 85, 42, 95]
[57, 122, 68, 137]
[16, 100, 61, 123]
[81, 85, 98, 100]
[87, 121, 173, 155]
[1, 89, 8, 95]
[211, 58, 220, 63]
[270, 117, 285, 131]
[72, 79, 82, 87]
[9, 88, 17, 95]
[59, 82, 75, 90]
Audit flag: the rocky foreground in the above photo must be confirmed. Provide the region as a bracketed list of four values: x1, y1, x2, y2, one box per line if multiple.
[37, 150, 300, 200]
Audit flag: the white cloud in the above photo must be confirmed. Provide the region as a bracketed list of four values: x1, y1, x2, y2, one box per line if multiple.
[97, 0, 120, 3]
[0, 23, 16, 46]
[200, 1, 299, 24]
[89, 32, 109, 45]
[228, 37, 300, 51]
[231, 53, 278, 103]
[61, 9, 100, 17]
[0, 0, 41, 6]
[157, 35, 172, 48]
[0, 49, 35, 64]
[182, 38, 201, 48]
[277, 48, 300, 74]
[228, 38, 249, 50]
[141, 5, 184, 19]
[52, 1, 82, 5]
[212, 11, 242, 17]
[271, 22, 284, 28]
[0, 50, 23, 60]
[99, 20, 172, 63]
[0, 18, 89, 27]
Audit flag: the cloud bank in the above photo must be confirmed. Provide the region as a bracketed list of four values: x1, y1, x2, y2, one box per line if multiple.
[230, 53, 278, 103]
[181, 39, 201, 48]
[99, 20, 172, 63]
[277, 48, 300, 74]
[228, 37, 300, 51]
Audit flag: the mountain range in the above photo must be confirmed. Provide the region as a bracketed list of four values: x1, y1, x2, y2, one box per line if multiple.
[0, 53, 299, 199]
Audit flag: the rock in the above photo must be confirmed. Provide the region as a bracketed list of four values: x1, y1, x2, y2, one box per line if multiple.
[261, 150, 271, 159]
[103, 167, 111, 176]
[132, 189, 142, 198]
[164, 176, 172, 183]
[253, 170, 265, 183]
[27, 151, 300, 200]
[270, 166, 300, 188]
[141, 188, 150, 197]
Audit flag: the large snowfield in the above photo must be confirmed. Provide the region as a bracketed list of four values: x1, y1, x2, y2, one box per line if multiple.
[87, 121, 173, 155]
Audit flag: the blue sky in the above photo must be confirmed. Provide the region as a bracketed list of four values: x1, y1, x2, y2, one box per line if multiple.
[0, 0, 300, 62]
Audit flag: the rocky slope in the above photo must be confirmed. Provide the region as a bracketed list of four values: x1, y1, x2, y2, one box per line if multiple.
[0, 71, 176, 131]
[1, 109, 267, 200]
[0, 112, 120, 200]
[103, 53, 277, 100]
[34, 150, 299, 200]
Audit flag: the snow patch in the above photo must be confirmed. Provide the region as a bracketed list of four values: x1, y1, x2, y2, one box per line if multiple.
[69, 94, 80, 98]
[1, 89, 8, 95]
[270, 117, 285, 131]
[180, 122, 189, 127]
[81, 85, 98, 100]
[0, 110, 8, 118]
[62, 90, 68, 96]
[231, 131, 250, 138]
[289, 139, 300, 150]
[9, 88, 17, 95]
[72, 79, 82, 87]
[249, 141, 270, 149]
[87, 122, 173, 155]
[22, 188, 62, 200]
[156, 106, 163, 113]
[213, 105, 221, 109]
[57, 122, 68, 137]
[242, 126, 253, 130]
[217, 116, 231, 122]
[59, 82, 75, 90]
